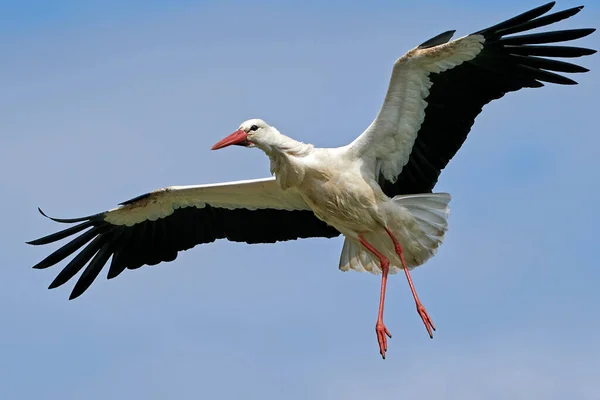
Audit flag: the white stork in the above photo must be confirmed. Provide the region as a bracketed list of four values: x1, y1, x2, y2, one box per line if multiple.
[28, 2, 594, 359]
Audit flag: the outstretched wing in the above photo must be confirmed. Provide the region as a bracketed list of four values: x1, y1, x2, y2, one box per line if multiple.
[348, 2, 595, 196]
[28, 177, 340, 299]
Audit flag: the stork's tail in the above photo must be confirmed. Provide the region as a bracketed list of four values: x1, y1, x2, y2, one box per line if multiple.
[338, 193, 451, 274]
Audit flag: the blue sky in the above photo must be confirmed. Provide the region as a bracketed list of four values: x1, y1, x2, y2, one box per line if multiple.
[1, 1, 598, 399]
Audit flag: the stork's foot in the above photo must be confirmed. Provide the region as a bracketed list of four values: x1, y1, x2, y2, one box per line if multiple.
[375, 321, 392, 359]
[417, 303, 436, 338]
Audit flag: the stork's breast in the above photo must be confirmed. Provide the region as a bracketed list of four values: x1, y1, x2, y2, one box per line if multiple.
[299, 174, 380, 229]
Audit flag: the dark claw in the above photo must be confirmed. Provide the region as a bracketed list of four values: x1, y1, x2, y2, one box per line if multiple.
[417, 304, 435, 339]
[376, 322, 392, 359]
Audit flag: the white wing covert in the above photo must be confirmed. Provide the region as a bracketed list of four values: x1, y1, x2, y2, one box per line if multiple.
[28, 177, 340, 299]
[346, 2, 594, 198]
[349, 34, 485, 183]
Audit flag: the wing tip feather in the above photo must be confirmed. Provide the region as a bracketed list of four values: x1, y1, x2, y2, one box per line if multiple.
[48, 280, 62, 290]
[35, 207, 100, 224]
[418, 30, 456, 49]
[68, 290, 83, 301]
[32, 262, 48, 270]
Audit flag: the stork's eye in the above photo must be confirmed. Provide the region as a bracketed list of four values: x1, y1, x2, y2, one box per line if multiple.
[250, 125, 259, 132]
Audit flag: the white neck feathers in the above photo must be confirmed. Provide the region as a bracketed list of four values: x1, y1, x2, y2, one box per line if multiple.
[264, 134, 314, 190]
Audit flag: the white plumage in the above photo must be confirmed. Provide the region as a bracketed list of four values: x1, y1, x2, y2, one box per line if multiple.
[28, 2, 595, 359]
[338, 193, 451, 274]
[350, 34, 485, 183]
[103, 177, 311, 226]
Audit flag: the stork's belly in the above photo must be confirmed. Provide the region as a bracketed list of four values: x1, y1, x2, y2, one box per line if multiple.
[299, 178, 382, 232]
[309, 201, 376, 232]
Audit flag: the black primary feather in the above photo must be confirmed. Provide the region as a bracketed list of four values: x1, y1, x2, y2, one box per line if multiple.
[418, 30, 456, 49]
[28, 203, 339, 299]
[383, 2, 595, 197]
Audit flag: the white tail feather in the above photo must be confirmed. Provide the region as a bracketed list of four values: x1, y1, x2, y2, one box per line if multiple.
[339, 193, 451, 274]
[340, 237, 380, 273]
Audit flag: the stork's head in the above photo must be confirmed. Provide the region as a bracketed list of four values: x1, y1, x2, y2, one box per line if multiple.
[211, 119, 280, 152]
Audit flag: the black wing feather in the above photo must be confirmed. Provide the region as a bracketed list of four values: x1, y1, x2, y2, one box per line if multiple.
[504, 44, 595, 58]
[106, 228, 133, 280]
[29, 202, 339, 299]
[508, 54, 589, 73]
[32, 228, 101, 270]
[498, 28, 595, 45]
[473, 2, 556, 36]
[418, 30, 456, 49]
[493, 6, 583, 37]
[48, 233, 108, 289]
[383, 2, 595, 197]
[26, 220, 95, 245]
[69, 240, 115, 300]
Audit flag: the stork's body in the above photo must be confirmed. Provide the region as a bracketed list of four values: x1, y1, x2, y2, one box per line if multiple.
[27, 2, 595, 359]
[213, 119, 450, 358]
[273, 144, 384, 235]
[214, 121, 450, 357]
[223, 123, 449, 272]
[294, 152, 446, 350]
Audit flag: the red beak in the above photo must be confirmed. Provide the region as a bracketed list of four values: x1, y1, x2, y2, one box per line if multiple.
[211, 129, 249, 150]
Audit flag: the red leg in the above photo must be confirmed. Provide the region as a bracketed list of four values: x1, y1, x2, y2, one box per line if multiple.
[385, 227, 436, 339]
[358, 235, 392, 359]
